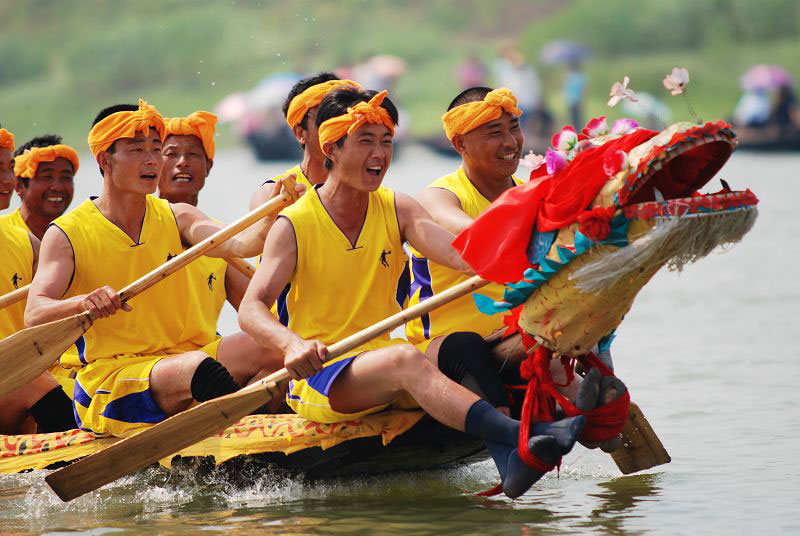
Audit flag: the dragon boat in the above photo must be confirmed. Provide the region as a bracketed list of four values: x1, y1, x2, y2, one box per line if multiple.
[0, 119, 757, 481]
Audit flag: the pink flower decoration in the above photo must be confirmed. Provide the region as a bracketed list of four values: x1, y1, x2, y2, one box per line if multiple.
[519, 151, 545, 170]
[610, 118, 640, 135]
[545, 148, 567, 175]
[582, 116, 609, 138]
[551, 126, 579, 152]
[603, 149, 629, 176]
[608, 76, 638, 107]
[663, 67, 689, 96]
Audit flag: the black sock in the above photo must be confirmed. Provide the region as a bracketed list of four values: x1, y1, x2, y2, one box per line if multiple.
[29, 386, 76, 433]
[190, 357, 240, 402]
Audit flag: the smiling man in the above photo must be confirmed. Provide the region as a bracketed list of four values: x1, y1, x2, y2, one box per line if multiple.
[239, 88, 578, 499]
[0, 134, 78, 239]
[25, 100, 286, 438]
[0, 127, 75, 434]
[406, 87, 526, 348]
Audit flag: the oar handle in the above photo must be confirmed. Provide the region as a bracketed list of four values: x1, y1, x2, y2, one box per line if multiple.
[0, 284, 29, 310]
[250, 275, 490, 389]
[225, 257, 256, 278]
[118, 182, 295, 304]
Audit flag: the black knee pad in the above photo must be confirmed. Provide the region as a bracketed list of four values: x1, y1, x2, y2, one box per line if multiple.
[190, 357, 240, 402]
[439, 332, 508, 408]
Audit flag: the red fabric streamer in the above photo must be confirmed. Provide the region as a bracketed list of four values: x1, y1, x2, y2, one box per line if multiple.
[452, 129, 657, 284]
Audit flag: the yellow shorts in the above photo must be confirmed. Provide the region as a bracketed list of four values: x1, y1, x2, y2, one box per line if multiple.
[48, 362, 76, 400]
[73, 338, 222, 438]
[287, 338, 421, 424]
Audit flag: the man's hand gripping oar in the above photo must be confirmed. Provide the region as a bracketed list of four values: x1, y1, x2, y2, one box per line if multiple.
[0, 176, 301, 398]
[45, 276, 491, 502]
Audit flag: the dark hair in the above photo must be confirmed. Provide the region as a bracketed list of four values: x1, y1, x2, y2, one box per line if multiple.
[14, 134, 65, 186]
[316, 88, 399, 170]
[282, 72, 339, 130]
[447, 86, 493, 111]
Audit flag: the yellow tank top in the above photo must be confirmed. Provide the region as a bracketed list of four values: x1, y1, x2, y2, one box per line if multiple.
[180, 254, 228, 338]
[54, 195, 217, 366]
[280, 185, 407, 353]
[406, 168, 521, 344]
[0, 220, 33, 338]
[0, 208, 33, 235]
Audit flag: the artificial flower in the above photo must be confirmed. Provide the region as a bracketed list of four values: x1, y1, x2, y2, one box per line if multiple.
[551, 125, 579, 152]
[545, 147, 568, 175]
[582, 116, 609, 138]
[603, 149, 629, 176]
[578, 206, 616, 242]
[607, 76, 638, 107]
[519, 151, 545, 170]
[610, 118, 640, 135]
[663, 67, 689, 96]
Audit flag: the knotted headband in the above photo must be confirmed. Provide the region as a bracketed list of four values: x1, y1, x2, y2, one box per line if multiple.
[441, 87, 523, 140]
[88, 98, 166, 156]
[164, 111, 218, 159]
[14, 145, 79, 179]
[286, 79, 364, 128]
[317, 90, 395, 149]
[0, 128, 14, 151]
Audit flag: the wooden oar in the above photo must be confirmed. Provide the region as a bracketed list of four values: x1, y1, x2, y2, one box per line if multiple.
[225, 257, 256, 278]
[0, 179, 298, 398]
[0, 284, 29, 310]
[46, 276, 491, 502]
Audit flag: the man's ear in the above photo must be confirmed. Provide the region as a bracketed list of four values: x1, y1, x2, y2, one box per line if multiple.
[322, 141, 337, 164]
[206, 158, 214, 176]
[14, 178, 26, 200]
[292, 124, 307, 145]
[97, 151, 113, 177]
[451, 134, 467, 156]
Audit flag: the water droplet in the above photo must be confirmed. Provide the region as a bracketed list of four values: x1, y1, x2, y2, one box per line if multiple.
[197, 71, 202, 75]
[199, 59, 204, 64]
[211, 82, 216, 86]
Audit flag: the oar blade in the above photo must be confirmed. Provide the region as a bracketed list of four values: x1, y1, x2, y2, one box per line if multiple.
[0, 314, 90, 397]
[46, 380, 273, 502]
[610, 401, 671, 474]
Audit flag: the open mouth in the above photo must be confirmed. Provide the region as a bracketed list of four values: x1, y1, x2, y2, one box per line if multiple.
[45, 195, 66, 203]
[366, 165, 383, 176]
[499, 152, 517, 162]
[0, 188, 12, 196]
[172, 173, 192, 183]
[140, 172, 158, 181]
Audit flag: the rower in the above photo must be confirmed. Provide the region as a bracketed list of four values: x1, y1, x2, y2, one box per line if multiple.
[158, 111, 286, 410]
[407, 87, 525, 348]
[248, 73, 362, 210]
[238, 88, 583, 499]
[0, 134, 78, 240]
[0, 127, 75, 434]
[24, 100, 287, 439]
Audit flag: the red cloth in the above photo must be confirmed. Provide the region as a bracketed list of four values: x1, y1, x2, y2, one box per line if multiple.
[452, 129, 657, 284]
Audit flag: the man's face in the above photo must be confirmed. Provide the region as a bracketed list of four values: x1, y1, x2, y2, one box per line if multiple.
[0, 148, 14, 210]
[458, 111, 524, 182]
[17, 157, 75, 220]
[158, 134, 210, 200]
[101, 128, 163, 195]
[326, 123, 393, 192]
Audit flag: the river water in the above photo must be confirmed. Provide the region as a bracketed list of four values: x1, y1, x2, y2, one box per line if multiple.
[0, 145, 797, 534]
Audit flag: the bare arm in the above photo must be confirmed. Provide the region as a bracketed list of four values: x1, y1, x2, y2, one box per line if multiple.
[416, 187, 474, 235]
[395, 192, 472, 273]
[25, 226, 129, 327]
[238, 217, 328, 379]
[27, 232, 40, 273]
[223, 262, 251, 311]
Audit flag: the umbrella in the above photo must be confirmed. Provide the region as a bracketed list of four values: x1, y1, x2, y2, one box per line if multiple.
[214, 92, 249, 124]
[740, 64, 794, 91]
[540, 40, 589, 66]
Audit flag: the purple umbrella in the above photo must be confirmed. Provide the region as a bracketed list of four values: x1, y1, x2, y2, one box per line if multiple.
[740, 64, 794, 91]
[540, 40, 589, 66]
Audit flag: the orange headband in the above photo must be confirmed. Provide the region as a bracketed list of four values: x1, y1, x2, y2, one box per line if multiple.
[0, 128, 14, 151]
[317, 90, 395, 150]
[286, 79, 364, 128]
[441, 87, 523, 140]
[164, 111, 218, 160]
[14, 144, 79, 179]
[88, 98, 166, 156]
